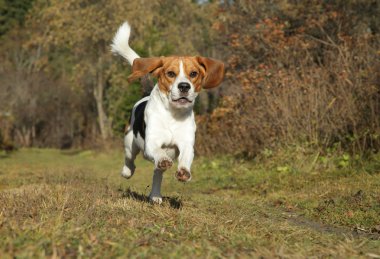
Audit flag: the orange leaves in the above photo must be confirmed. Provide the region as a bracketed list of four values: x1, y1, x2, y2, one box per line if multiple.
[227, 55, 240, 69]
[234, 64, 277, 92]
[210, 107, 233, 120]
[211, 21, 224, 32]
[229, 33, 241, 48]
[254, 18, 287, 46]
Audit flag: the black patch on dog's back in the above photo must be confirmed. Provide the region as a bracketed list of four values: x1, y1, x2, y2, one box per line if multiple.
[133, 100, 147, 139]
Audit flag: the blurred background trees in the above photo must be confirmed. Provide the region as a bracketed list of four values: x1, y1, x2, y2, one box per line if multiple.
[196, 0, 380, 156]
[0, 0, 379, 156]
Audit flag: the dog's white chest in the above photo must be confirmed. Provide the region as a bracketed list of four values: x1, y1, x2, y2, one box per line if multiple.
[145, 92, 196, 148]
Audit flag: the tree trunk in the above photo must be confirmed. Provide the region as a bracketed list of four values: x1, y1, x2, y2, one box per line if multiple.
[94, 56, 111, 141]
[15, 127, 32, 147]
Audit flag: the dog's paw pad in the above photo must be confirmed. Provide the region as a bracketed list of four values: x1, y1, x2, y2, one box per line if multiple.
[175, 168, 192, 182]
[157, 157, 173, 170]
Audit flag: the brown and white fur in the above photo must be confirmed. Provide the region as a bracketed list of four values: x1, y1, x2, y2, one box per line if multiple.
[111, 22, 224, 204]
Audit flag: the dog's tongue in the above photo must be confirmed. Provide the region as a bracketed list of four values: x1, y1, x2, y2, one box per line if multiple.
[178, 98, 188, 104]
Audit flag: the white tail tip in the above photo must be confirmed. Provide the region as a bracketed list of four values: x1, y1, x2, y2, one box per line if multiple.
[111, 21, 140, 65]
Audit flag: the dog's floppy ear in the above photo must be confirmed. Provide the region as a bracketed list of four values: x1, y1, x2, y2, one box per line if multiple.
[196, 56, 225, 89]
[128, 57, 163, 83]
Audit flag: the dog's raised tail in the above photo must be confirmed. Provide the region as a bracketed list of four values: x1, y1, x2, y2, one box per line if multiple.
[111, 22, 140, 65]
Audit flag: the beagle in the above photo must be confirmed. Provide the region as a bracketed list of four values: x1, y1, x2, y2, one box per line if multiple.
[111, 22, 224, 204]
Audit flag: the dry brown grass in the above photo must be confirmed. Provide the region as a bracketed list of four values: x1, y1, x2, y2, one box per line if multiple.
[0, 149, 379, 257]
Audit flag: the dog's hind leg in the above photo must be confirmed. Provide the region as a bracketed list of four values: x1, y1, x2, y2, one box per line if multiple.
[121, 130, 139, 179]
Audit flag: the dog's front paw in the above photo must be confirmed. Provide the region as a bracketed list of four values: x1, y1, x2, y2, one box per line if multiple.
[175, 167, 192, 182]
[156, 157, 173, 170]
[121, 165, 134, 179]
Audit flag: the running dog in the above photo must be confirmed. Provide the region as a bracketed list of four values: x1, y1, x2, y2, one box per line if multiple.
[111, 21, 225, 204]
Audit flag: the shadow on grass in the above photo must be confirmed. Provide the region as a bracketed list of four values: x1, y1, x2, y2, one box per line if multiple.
[119, 188, 183, 209]
[60, 149, 83, 156]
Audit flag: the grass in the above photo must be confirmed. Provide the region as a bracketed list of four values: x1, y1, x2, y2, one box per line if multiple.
[0, 148, 379, 258]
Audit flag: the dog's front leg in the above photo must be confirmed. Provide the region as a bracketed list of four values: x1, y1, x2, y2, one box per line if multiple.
[175, 142, 193, 182]
[144, 135, 173, 171]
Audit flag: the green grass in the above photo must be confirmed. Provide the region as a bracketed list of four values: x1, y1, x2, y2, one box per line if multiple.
[0, 148, 379, 258]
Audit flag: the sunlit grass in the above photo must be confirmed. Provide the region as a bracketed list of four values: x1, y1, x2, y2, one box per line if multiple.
[0, 149, 379, 257]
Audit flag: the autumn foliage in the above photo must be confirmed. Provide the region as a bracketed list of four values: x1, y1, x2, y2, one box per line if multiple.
[196, 0, 380, 156]
[0, 0, 379, 156]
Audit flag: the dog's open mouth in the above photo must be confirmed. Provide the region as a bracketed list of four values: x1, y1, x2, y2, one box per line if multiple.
[172, 97, 192, 105]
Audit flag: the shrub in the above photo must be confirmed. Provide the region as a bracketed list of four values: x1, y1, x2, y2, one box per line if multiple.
[196, 1, 380, 157]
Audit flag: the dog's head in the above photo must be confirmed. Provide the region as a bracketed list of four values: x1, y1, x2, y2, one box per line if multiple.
[128, 56, 225, 109]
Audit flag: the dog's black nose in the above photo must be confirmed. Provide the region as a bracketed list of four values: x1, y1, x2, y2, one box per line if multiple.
[178, 82, 191, 93]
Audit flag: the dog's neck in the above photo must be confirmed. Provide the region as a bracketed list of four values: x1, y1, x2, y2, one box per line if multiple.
[150, 84, 194, 120]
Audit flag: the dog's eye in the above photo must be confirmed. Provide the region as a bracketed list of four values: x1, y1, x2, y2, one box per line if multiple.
[189, 71, 198, 78]
[167, 71, 176, 78]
